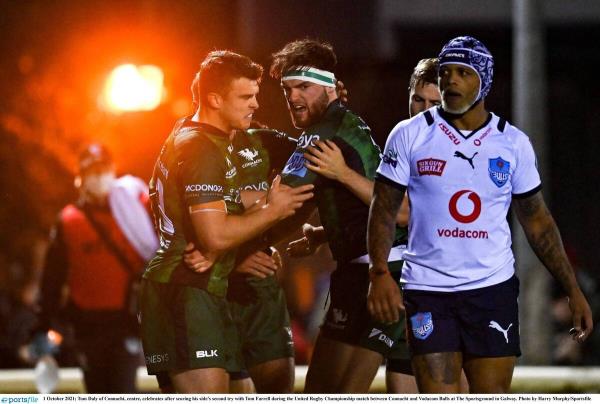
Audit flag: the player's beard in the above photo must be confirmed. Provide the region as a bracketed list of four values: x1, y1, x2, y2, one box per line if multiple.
[441, 83, 480, 115]
[290, 89, 330, 129]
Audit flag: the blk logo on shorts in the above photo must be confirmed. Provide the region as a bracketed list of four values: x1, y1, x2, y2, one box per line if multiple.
[196, 349, 218, 358]
[411, 312, 434, 340]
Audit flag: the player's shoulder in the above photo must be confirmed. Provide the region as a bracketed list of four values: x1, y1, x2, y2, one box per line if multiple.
[489, 112, 532, 146]
[388, 107, 437, 140]
[173, 119, 225, 156]
[339, 104, 372, 134]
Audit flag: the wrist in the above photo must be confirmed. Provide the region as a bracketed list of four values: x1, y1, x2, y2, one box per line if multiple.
[338, 166, 354, 185]
[262, 202, 284, 222]
[369, 265, 390, 280]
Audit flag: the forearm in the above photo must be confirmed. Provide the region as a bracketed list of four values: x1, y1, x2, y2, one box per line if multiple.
[192, 204, 282, 253]
[367, 179, 405, 271]
[241, 190, 267, 211]
[515, 193, 580, 295]
[338, 168, 374, 206]
[339, 169, 408, 226]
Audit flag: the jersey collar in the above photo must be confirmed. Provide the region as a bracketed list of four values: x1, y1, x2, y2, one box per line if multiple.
[437, 107, 492, 140]
[184, 118, 230, 138]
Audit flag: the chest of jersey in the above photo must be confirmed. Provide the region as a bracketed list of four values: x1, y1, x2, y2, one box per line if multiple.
[408, 121, 515, 217]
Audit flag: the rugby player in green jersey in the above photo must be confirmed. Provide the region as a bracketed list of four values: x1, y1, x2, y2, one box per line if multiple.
[183, 72, 298, 394]
[140, 51, 313, 393]
[268, 39, 409, 393]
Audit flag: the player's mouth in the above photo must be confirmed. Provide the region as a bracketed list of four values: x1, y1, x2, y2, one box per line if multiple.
[290, 103, 308, 115]
[443, 90, 462, 101]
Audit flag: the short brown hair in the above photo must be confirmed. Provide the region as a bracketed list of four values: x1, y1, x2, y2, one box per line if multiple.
[197, 51, 263, 104]
[270, 39, 337, 80]
[408, 58, 439, 92]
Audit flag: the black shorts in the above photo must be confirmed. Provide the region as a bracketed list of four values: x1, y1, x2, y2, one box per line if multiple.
[403, 275, 521, 357]
[320, 261, 409, 359]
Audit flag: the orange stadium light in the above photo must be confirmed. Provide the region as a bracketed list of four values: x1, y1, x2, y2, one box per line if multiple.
[100, 64, 164, 112]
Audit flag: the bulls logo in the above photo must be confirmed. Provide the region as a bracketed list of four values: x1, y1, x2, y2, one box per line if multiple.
[411, 312, 434, 340]
[489, 157, 510, 187]
[449, 190, 481, 224]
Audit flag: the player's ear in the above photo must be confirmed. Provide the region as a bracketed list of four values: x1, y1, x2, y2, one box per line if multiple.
[206, 92, 222, 109]
[326, 86, 338, 101]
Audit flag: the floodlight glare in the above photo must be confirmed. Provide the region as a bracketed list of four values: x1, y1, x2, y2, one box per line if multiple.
[101, 64, 164, 112]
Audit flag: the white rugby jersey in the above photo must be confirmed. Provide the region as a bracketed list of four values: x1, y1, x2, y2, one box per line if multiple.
[376, 107, 541, 291]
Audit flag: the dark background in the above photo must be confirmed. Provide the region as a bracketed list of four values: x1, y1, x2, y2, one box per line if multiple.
[0, 0, 598, 302]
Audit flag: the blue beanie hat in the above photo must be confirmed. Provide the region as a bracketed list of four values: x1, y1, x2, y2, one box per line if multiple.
[438, 36, 494, 102]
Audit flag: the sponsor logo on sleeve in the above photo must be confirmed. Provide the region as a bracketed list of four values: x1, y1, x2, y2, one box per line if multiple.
[488, 157, 510, 187]
[410, 312, 434, 340]
[417, 158, 446, 176]
[282, 151, 307, 178]
[382, 150, 398, 168]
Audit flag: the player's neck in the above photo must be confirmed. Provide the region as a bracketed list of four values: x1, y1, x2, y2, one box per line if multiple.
[445, 101, 488, 130]
[197, 108, 234, 137]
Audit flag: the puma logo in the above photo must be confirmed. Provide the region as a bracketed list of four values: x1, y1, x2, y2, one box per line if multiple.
[454, 151, 478, 169]
[489, 320, 513, 343]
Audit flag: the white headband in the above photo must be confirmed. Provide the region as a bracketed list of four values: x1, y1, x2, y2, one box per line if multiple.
[282, 66, 336, 87]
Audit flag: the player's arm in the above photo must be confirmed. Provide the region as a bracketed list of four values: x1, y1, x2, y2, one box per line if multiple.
[512, 191, 593, 342]
[367, 176, 406, 324]
[240, 190, 266, 211]
[190, 176, 313, 253]
[304, 140, 409, 226]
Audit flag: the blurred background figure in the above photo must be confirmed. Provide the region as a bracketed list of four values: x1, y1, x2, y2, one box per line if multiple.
[30, 143, 158, 393]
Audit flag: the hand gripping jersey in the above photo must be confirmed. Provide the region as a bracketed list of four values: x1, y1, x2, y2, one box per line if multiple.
[377, 107, 541, 291]
[281, 101, 407, 263]
[144, 118, 244, 297]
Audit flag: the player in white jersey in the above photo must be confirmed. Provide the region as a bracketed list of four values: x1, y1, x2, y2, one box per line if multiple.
[367, 36, 593, 393]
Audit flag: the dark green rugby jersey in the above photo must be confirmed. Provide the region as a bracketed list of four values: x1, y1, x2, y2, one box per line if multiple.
[233, 128, 298, 192]
[144, 118, 244, 297]
[281, 101, 407, 263]
[232, 131, 271, 193]
[231, 128, 297, 287]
